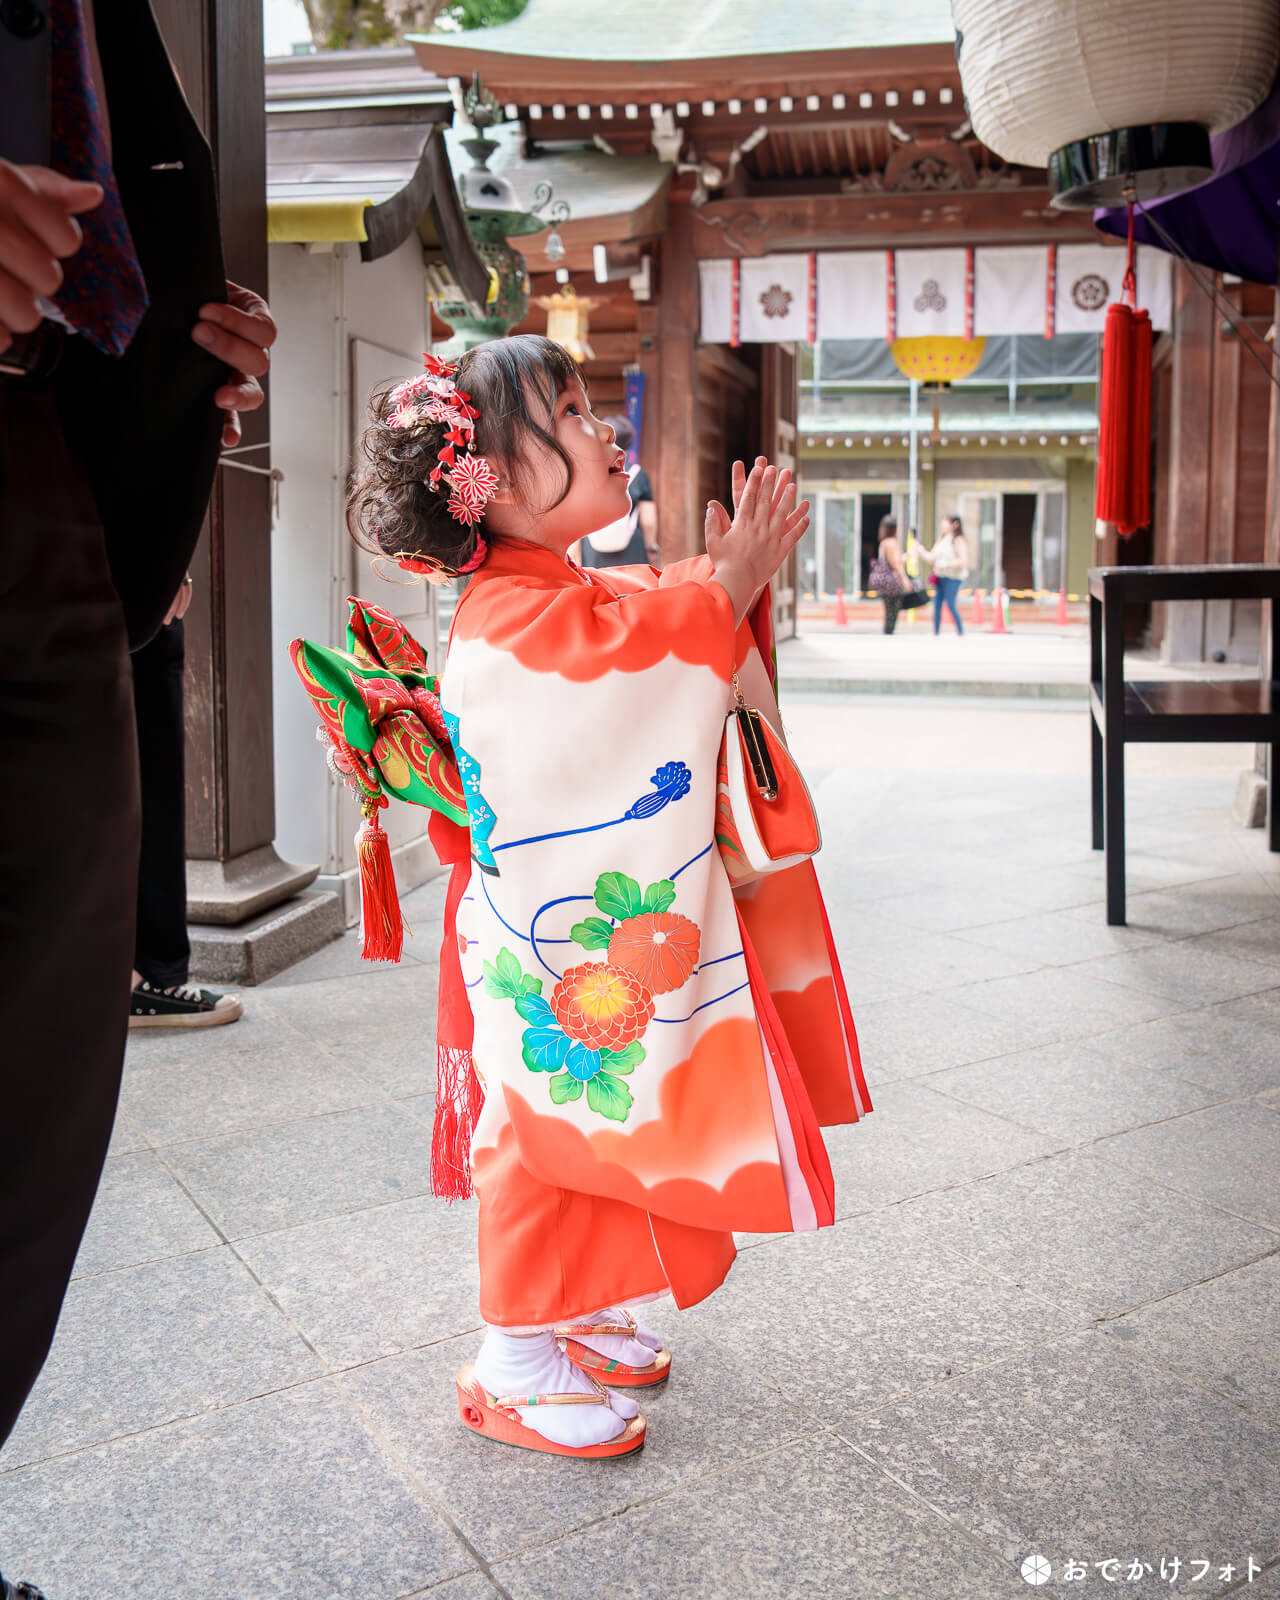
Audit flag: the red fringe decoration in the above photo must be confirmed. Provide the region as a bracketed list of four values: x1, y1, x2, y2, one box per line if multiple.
[431, 1044, 483, 1202]
[430, 853, 483, 1202]
[355, 802, 404, 962]
[1094, 205, 1153, 539]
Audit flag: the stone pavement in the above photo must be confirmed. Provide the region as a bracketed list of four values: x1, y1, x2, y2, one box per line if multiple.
[778, 625, 1259, 699]
[3, 701, 1279, 1600]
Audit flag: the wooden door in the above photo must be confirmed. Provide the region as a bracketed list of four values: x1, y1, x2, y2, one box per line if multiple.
[761, 343, 798, 640]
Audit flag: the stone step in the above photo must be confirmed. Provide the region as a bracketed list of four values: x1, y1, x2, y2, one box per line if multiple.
[188, 889, 344, 986]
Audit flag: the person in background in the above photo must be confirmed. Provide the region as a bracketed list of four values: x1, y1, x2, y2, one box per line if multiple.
[0, 3, 273, 1592]
[128, 586, 242, 1028]
[575, 414, 659, 568]
[869, 512, 909, 633]
[914, 514, 969, 635]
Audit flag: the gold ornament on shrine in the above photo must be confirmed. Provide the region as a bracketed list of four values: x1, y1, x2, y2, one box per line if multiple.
[890, 335, 987, 388]
[535, 287, 599, 363]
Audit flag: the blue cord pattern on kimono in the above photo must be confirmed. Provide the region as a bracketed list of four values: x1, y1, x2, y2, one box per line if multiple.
[489, 759, 693, 859]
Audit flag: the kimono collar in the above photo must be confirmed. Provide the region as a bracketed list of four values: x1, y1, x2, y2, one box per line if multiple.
[471, 535, 593, 587]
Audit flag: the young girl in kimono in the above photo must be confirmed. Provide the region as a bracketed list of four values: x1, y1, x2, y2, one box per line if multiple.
[345, 334, 872, 1459]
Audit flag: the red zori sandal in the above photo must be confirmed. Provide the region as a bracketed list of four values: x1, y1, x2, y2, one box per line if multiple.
[554, 1308, 673, 1388]
[455, 1364, 647, 1458]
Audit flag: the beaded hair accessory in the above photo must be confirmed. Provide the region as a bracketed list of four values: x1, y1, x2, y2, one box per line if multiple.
[383, 353, 497, 582]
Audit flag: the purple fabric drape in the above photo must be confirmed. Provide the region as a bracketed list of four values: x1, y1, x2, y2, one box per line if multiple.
[1094, 75, 1280, 286]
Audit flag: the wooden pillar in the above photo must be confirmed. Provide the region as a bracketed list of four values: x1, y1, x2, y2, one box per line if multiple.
[1259, 284, 1280, 792]
[760, 343, 798, 640]
[1266, 286, 1280, 572]
[152, 0, 314, 922]
[1158, 262, 1215, 659]
[1205, 280, 1244, 659]
[655, 195, 700, 561]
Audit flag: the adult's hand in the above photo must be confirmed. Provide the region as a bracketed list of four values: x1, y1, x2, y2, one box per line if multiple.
[192, 281, 277, 448]
[0, 160, 103, 352]
[706, 455, 809, 627]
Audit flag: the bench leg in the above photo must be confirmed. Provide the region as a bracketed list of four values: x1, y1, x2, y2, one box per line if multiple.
[1089, 594, 1103, 850]
[1270, 743, 1279, 854]
[1091, 718, 1104, 850]
[1104, 729, 1126, 924]
[1103, 597, 1125, 925]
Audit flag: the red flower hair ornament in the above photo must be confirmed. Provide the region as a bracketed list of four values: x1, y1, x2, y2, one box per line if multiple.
[383, 352, 498, 579]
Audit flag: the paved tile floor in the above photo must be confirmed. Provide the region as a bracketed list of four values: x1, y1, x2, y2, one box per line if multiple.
[3, 701, 1278, 1600]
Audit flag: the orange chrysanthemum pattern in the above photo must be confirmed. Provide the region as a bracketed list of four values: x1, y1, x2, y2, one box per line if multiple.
[608, 912, 701, 995]
[551, 962, 656, 1051]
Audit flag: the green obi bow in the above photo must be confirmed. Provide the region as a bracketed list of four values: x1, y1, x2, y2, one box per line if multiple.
[290, 597, 468, 826]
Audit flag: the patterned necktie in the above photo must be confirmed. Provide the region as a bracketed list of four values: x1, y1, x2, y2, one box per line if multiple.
[47, 0, 150, 356]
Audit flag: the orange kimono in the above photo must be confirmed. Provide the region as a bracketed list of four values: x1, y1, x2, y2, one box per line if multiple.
[438, 537, 872, 1327]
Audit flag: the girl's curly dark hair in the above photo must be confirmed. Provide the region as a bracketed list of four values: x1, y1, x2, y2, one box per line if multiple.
[347, 333, 587, 575]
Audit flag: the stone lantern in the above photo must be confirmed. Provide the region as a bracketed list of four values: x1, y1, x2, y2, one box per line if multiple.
[434, 75, 571, 353]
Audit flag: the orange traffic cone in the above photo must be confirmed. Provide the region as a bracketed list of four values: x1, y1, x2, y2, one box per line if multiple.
[835, 588, 849, 626]
[1054, 588, 1070, 626]
[988, 586, 1008, 634]
[969, 587, 985, 626]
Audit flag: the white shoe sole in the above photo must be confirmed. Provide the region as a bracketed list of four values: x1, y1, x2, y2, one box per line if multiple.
[128, 998, 244, 1029]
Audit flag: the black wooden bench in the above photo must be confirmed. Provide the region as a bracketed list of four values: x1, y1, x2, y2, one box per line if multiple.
[1089, 563, 1280, 925]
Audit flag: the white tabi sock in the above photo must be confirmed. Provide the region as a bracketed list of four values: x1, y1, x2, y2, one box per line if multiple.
[472, 1327, 640, 1449]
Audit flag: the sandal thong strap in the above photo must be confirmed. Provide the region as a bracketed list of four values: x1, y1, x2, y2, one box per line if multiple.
[553, 1308, 638, 1340]
[488, 1369, 612, 1411]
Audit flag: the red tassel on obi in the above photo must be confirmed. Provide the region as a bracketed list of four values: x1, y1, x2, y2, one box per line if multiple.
[1095, 204, 1153, 539]
[355, 796, 404, 962]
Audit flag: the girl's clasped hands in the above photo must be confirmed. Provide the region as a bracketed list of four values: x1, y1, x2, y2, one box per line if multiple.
[705, 456, 811, 625]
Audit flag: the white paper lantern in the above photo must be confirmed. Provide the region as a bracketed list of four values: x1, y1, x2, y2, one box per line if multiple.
[953, 0, 1280, 206]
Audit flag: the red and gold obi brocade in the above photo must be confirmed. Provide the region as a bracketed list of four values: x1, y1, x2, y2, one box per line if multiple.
[435, 537, 872, 1327]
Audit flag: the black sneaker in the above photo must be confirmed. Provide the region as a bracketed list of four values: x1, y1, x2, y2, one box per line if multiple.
[1, 1578, 49, 1599]
[128, 980, 244, 1029]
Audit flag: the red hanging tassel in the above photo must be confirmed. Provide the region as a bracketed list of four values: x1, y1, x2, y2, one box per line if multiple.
[355, 796, 404, 962]
[430, 854, 484, 1202]
[1094, 204, 1153, 539]
[432, 1044, 484, 1202]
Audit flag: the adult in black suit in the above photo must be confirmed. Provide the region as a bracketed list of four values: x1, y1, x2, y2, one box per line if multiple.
[0, 5, 274, 1590]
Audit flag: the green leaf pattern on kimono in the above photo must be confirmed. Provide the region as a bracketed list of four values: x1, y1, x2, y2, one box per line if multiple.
[586, 1072, 633, 1122]
[569, 916, 614, 951]
[640, 879, 676, 914]
[593, 872, 644, 920]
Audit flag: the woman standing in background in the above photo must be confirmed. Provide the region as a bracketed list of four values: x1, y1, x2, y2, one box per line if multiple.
[914, 515, 969, 636]
[869, 513, 910, 634]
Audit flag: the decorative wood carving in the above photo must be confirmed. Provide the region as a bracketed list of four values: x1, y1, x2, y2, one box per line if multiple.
[842, 138, 1026, 196]
[694, 189, 1094, 257]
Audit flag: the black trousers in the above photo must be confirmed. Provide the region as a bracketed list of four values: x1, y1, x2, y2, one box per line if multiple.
[882, 595, 903, 634]
[0, 384, 139, 1448]
[132, 620, 190, 988]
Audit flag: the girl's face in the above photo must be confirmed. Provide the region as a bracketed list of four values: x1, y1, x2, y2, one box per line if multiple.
[484, 376, 632, 554]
